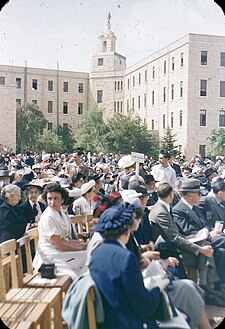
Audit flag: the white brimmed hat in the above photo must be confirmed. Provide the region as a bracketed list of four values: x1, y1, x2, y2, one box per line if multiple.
[81, 179, 95, 195]
[118, 155, 135, 169]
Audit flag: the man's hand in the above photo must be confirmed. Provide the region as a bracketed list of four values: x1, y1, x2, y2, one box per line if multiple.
[165, 257, 179, 268]
[142, 250, 160, 261]
[210, 229, 222, 237]
[199, 245, 213, 257]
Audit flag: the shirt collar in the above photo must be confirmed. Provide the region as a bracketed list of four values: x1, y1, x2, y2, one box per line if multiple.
[181, 197, 193, 209]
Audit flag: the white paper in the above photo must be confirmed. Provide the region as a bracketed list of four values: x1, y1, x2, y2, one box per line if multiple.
[154, 235, 166, 248]
[30, 277, 58, 285]
[186, 228, 208, 243]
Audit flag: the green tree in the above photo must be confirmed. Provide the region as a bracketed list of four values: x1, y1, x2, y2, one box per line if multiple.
[206, 128, 225, 157]
[160, 126, 177, 152]
[103, 114, 159, 157]
[39, 130, 64, 153]
[57, 125, 75, 153]
[75, 109, 108, 153]
[16, 103, 47, 152]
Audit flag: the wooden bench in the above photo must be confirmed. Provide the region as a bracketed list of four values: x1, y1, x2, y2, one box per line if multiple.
[87, 286, 97, 329]
[3, 319, 33, 329]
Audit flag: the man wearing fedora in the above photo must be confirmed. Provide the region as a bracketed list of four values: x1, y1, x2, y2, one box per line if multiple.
[202, 167, 218, 193]
[149, 181, 225, 307]
[172, 178, 225, 296]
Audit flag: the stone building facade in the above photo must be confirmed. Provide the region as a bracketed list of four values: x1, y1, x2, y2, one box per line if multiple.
[0, 18, 225, 159]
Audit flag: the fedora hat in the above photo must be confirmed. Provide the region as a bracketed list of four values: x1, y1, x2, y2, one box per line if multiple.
[128, 180, 149, 197]
[81, 179, 95, 195]
[204, 167, 217, 178]
[178, 178, 201, 192]
[21, 179, 44, 191]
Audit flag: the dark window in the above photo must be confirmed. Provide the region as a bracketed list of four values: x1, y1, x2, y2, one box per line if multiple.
[152, 66, 155, 79]
[220, 81, 225, 97]
[0, 76, 5, 85]
[120, 101, 123, 113]
[163, 114, 166, 129]
[152, 119, 154, 130]
[132, 98, 134, 110]
[199, 145, 206, 157]
[201, 51, 207, 65]
[32, 79, 38, 90]
[152, 91, 154, 105]
[164, 61, 166, 74]
[117, 81, 120, 90]
[78, 83, 83, 93]
[98, 58, 104, 66]
[133, 76, 135, 87]
[219, 110, 225, 127]
[200, 110, 206, 126]
[220, 52, 225, 67]
[171, 112, 174, 128]
[127, 78, 130, 89]
[16, 99, 21, 105]
[127, 99, 129, 111]
[32, 100, 37, 104]
[16, 78, 21, 89]
[63, 123, 68, 130]
[48, 101, 53, 114]
[172, 57, 175, 71]
[180, 52, 184, 67]
[180, 110, 183, 126]
[139, 73, 141, 84]
[48, 80, 53, 91]
[114, 102, 116, 113]
[145, 70, 147, 82]
[171, 84, 174, 100]
[200, 80, 207, 96]
[63, 102, 68, 114]
[163, 87, 166, 102]
[63, 82, 68, 92]
[180, 81, 183, 97]
[78, 103, 83, 115]
[121, 81, 123, 90]
[144, 93, 147, 107]
[47, 122, 53, 130]
[138, 96, 140, 109]
[97, 90, 103, 103]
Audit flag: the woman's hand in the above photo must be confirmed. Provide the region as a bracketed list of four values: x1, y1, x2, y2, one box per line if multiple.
[165, 257, 179, 268]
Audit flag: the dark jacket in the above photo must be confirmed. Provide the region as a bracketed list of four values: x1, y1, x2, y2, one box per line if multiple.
[19, 200, 46, 225]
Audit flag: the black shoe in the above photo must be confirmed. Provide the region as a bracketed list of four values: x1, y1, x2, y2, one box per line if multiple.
[205, 293, 225, 307]
[199, 284, 218, 296]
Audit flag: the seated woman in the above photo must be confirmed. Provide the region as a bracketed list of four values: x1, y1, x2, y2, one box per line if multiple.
[0, 184, 30, 243]
[72, 179, 96, 220]
[88, 202, 162, 329]
[32, 182, 88, 279]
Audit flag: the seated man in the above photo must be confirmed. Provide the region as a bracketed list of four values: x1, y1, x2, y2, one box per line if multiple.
[172, 178, 225, 292]
[149, 181, 225, 307]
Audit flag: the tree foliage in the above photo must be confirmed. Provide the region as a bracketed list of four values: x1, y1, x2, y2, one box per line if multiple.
[160, 126, 177, 152]
[38, 130, 64, 153]
[206, 128, 225, 157]
[16, 103, 47, 152]
[57, 125, 75, 153]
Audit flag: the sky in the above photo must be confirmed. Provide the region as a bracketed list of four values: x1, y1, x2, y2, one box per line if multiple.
[0, 0, 224, 72]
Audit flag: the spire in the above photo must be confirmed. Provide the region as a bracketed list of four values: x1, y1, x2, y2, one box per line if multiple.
[105, 12, 111, 32]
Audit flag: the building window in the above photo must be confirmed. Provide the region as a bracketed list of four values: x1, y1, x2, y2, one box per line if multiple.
[180, 52, 184, 67]
[180, 110, 183, 126]
[16, 99, 21, 106]
[172, 57, 175, 71]
[121, 81, 123, 90]
[171, 112, 174, 128]
[171, 84, 174, 100]
[133, 76, 135, 87]
[97, 90, 103, 103]
[78, 103, 83, 115]
[200, 80, 207, 96]
[32, 100, 37, 104]
[48, 80, 53, 91]
[120, 101, 123, 113]
[152, 91, 154, 105]
[219, 110, 225, 127]
[0, 76, 5, 85]
[152, 119, 155, 130]
[78, 83, 83, 93]
[139, 73, 141, 85]
[114, 81, 117, 91]
[63, 123, 68, 130]
[138, 96, 141, 109]
[132, 98, 134, 110]
[32, 79, 37, 90]
[48, 101, 53, 114]
[220, 52, 225, 67]
[180, 81, 183, 97]
[200, 109, 206, 126]
[63, 102, 68, 114]
[201, 51, 207, 65]
[163, 87, 166, 102]
[117, 81, 120, 90]
[47, 122, 53, 130]
[144, 93, 147, 107]
[163, 114, 166, 129]
[16, 78, 21, 89]
[63, 82, 68, 92]
[199, 145, 206, 157]
[98, 58, 104, 66]
[127, 78, 130, 89]
[220, 81, 225, 97]
[164, 61, 166, 74]
[127, 99, 129, 111]
[145, 70, 147, 82]
[152, 66, 155, 79]
[114, 102, 117, 113]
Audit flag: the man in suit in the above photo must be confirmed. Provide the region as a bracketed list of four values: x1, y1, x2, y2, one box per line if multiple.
[202, 167, 218, 193]
[172, 178, 225, 292]
[200, 179, 225, 229]
[149, 181, 225, 306]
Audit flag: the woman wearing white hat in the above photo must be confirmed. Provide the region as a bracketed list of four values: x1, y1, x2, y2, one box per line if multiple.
[72, 179, 96, 220]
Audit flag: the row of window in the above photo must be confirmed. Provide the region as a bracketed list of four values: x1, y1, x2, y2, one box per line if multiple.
[16, 99, 84, 115]
[199, 109, 225, 127]
[201, 51, 225, 66]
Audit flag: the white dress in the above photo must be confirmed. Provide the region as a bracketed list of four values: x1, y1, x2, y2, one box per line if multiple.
[33, 206, 87, 279]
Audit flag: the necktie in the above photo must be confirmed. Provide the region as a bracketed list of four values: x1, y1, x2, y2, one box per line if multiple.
[33, 203, 38, 217]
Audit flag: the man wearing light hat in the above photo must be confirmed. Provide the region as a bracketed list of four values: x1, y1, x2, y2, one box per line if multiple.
[117, 155, 135, 190]
[173, 178, 225, 295]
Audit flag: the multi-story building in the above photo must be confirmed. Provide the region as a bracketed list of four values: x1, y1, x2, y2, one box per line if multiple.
[0, 18, 225, 160]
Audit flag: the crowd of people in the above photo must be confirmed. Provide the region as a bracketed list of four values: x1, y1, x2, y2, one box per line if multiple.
[1, 148, 225, 328]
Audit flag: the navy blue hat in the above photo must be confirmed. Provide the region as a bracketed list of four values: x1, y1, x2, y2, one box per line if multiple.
[93, 202, 136, 233]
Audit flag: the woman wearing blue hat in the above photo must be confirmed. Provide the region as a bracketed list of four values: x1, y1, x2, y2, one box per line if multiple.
[88, 202, 162, 329]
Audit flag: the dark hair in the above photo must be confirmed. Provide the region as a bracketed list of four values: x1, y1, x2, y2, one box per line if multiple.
[159, 149, 171, 159]
[71, 172, 84, 184]
[212, 180, 225, 194]
[157, 182, 173, 198]
[42, 182, 69, 204]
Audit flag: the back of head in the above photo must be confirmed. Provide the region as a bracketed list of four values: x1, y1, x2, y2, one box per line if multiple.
[212, 180, 225, 194]
[157, 182, 173, 199]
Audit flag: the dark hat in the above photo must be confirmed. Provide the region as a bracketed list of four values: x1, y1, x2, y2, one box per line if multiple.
[204, 167, 217, 178]
[212, 180, 225, 194]
[72, 172, 85, 184]
[128, 180, 149, 197]
[144, 174, 155, 184]
[178, 178, 201, 192]
[88, 174, 103, 183]
[93, 202, 136, 233]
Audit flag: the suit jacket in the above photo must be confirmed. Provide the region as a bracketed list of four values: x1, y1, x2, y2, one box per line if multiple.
[89, 240, 161, 329]
[172, 200, 211, 236]
[200, 194, 225, 229]
[149, 200, 200, 255]
[19, 200, 46, 224]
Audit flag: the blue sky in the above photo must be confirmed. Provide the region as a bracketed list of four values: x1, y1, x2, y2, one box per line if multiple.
[0, 0, 224, 72]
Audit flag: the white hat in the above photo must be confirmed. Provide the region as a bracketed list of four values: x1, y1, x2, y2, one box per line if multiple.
[120, 189, 142, 202]
[81, 179, 95, 195]
[42, 153, 51, 162]
[32, 163, 41, 170]
[118, 155, 135, 169]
